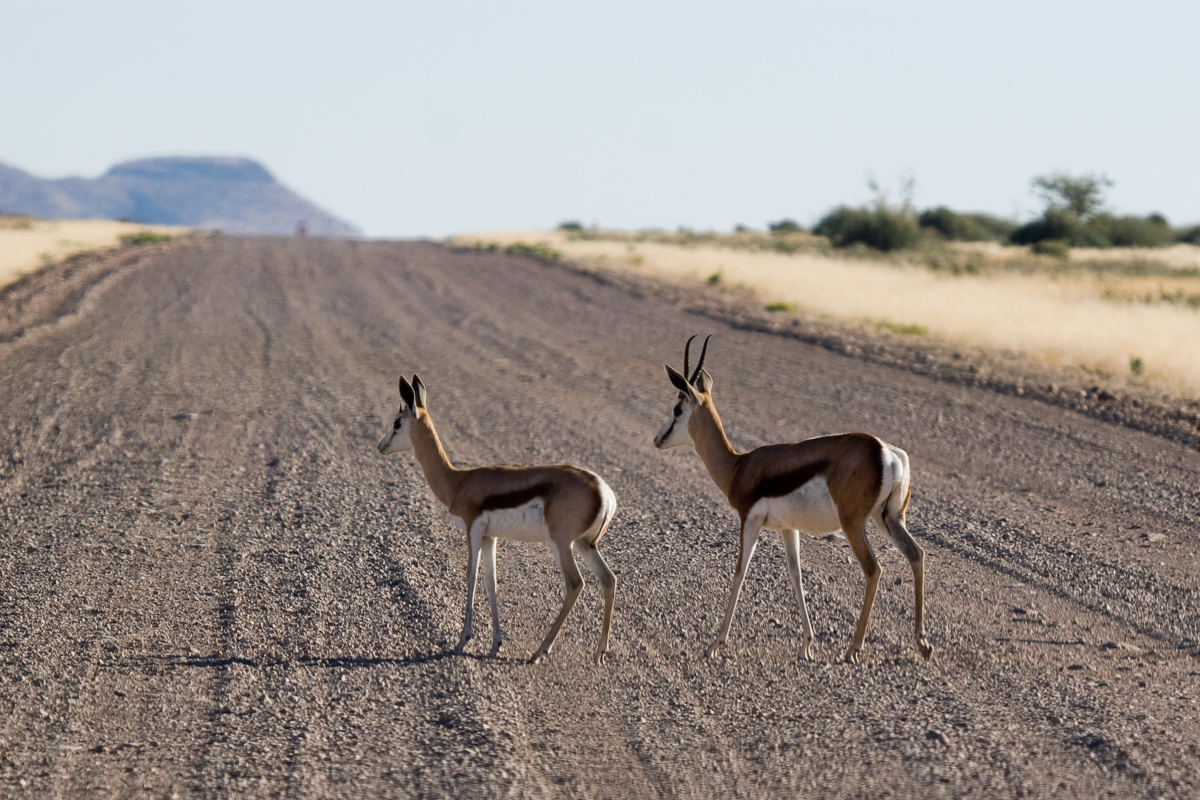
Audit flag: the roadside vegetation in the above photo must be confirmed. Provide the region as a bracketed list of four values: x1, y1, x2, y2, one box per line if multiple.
[803, 172, 1195, 254]
[466, 239, 563, 261]
[451, 172, 1200, 397]
[0, 215, 184, 290]
[119, 230, 173, 247]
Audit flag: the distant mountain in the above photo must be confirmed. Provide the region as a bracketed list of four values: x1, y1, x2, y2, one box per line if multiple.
[0, 157, 359, 236]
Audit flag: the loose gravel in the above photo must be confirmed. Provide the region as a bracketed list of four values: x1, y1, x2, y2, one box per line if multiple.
[1, 236, 1198, 798]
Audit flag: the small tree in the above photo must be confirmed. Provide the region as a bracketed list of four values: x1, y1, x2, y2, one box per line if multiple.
[1031, 172, 1112, 219]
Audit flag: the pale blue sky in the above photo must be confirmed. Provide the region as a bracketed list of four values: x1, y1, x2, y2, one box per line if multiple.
[2, 1, 1197, 237]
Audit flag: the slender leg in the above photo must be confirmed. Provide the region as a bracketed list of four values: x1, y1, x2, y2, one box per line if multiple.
[578, 544, 617, 665]
[708, 514, 763, 657]
[530, 540, 585, 664]
[456, 521, 485, 654]
[480, 536, 503, 657]
[842, 516, 880, 664]
[881, 513, 933, 660]
[781, 530, 816, 661]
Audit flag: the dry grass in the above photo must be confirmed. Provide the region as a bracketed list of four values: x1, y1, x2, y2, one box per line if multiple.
[953, 241, 1200, 271]
[0, 218, 187, 289]
[453, 229, 1200, 398]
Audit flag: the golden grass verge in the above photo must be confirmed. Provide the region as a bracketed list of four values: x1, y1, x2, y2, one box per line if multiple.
[0, 218, 188, 290]
[453, 229, 1200, 398]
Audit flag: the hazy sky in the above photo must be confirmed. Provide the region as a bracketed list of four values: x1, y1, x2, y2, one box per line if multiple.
[2, 1, 1198, 237]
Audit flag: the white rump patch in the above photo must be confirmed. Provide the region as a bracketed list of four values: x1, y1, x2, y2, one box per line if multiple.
[582, 471, 618, 544]
[876, 442, 909, 516]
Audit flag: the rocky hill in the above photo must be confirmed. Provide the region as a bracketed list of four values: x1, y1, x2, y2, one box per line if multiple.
[0, 157, 359, 236]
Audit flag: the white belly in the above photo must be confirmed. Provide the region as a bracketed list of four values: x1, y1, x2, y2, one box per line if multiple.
[752, 476, 842, 535]
[455, 499, 550, 543]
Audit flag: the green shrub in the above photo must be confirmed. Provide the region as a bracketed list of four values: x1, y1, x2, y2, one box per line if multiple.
[768, 219, 803, 233]
[918, 207, 1016, 242]
[1031, 239, 1070, 259]
[1009, 219, 1046, 246]
[1105, 214, 1174, 248]
[813, 205, 920, 251]
[1012, 172, 1175, 249]
[1074, 219, 1115, 248]
[119, 231, 171, 246]
[1011, 208, 1079, 246]
[1177, 225, 1200, 245]
[764, 301, 797, 312]
[504, 241, 561, 261]
[876, 319, 928, 336]
[1130, 356, 1144, 376]
[972, 214, 1020, 242]
[557, 220, 584, 232]
[1013, 211, 1174, 249]
[1014, 171, 1109, 247]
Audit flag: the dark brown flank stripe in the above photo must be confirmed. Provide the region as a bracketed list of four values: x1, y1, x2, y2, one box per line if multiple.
[479, 482, 554, 511]
[753, 460, 831, 499]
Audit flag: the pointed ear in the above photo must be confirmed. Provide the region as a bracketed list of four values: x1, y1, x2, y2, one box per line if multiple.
[665, 364, 698, 399]
[696, 368, 714, 395]
[398, 376, 416, 410]
[412, 374, 428, 409]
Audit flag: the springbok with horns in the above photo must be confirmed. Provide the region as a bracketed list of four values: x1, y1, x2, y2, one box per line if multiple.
[654, 337, 933, 663]
[378, 375, 619, 664]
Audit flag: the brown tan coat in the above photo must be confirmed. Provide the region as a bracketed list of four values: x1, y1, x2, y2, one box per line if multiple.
[656, 358, 931, 663]
[379, 375, 618, 664]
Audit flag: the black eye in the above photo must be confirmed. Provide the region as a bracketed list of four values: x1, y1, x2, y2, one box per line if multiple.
[393, 418, 402, 430]
[674, 405, 682, 416]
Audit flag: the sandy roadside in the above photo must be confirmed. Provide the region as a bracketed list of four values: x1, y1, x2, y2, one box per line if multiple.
[0, 218, 188, 289]
[453, 229, 1200, 398]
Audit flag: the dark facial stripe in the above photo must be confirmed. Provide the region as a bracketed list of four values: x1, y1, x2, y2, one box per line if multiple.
[479, 482, 553, 511]
[754, 460, 830, 499]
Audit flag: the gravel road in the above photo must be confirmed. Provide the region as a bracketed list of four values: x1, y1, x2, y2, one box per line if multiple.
[1, 236, 1198, 798]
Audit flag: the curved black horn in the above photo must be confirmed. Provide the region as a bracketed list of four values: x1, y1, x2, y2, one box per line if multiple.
[682, 334, 698, 379]
[689, 334, 712, 385]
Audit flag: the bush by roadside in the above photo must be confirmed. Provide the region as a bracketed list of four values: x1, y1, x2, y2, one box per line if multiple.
[468, 240, 563, 262]
[813, 204, 921, 252]
[918, 207, 1016, 242]
[803, 172, 1196, 255]
[119, 231, 172, 247]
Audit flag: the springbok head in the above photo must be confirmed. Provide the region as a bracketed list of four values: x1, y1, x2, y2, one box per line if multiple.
[378, 374, 427, 455]
[654, 335, 713, 450]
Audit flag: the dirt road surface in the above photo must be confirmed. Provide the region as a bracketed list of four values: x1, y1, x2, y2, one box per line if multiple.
[1, 237, 1198, 798]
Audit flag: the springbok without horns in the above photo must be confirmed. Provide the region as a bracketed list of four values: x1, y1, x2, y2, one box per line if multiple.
[378, 375, 618, 664]
[654, 336, 933, 663]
